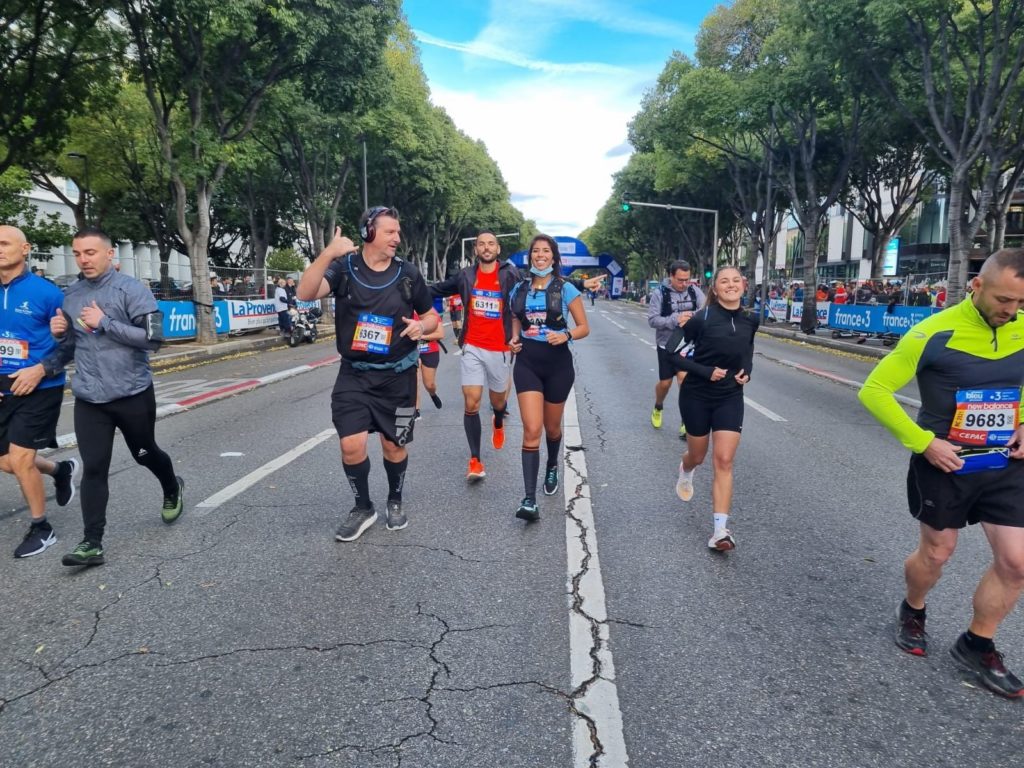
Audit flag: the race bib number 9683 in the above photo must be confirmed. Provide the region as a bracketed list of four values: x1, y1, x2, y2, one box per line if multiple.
[947, 387, 1020, 447]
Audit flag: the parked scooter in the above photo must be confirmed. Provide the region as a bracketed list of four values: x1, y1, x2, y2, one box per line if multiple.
[287, 306, 322, 347]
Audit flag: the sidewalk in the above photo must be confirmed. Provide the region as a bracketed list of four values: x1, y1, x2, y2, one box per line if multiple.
[150, 322, 336, 370]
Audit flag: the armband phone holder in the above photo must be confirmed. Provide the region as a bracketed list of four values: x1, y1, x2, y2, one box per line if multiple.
[954, 447, 1010, 475]
[145, 311, 165, 342]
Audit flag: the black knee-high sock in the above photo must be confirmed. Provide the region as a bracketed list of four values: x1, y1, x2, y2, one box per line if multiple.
[343, 458, 372, 509]
[383, 457, 408, 502]
[493, 404, 507, 429]
[464, 411, 482, 459]
[522, 448, 540, 500]
[545, 435, 562, 469]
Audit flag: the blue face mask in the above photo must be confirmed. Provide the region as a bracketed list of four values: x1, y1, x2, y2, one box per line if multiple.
[530, 265, 553, 277]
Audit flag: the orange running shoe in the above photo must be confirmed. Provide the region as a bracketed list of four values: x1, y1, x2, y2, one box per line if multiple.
[492, 416, 505, 450]
[467, 457, 486, 481]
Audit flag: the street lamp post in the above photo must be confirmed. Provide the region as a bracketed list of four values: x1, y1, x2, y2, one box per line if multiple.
[67, 152, 90, 223]
[620, 198, 718, 276]
[461, 232, 519, 268]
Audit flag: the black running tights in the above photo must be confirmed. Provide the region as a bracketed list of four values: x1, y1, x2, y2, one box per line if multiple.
[74, 386, 178, 543]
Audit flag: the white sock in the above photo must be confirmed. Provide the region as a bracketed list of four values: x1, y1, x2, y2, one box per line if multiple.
[713, 513, 728, 533]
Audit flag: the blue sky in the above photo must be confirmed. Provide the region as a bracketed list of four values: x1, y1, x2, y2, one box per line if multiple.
[403, 0, 721, 236]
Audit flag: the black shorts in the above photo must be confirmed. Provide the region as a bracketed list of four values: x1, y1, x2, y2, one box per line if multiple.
[513, 341, 575, 404]
[907, 453, 1024, 530]
[0, 385, 63, 455]
[657, 347, 683, 381]
[419, 351, 440, 369]
[331, 363, 417, 446]
[681, 392, 744, 437]
[450, 309, 463, 324]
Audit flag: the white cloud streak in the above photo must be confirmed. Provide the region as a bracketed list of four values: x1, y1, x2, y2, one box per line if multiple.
[414, 31, 628, 76]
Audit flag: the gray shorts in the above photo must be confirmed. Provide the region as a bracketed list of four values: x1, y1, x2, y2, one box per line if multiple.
[461, 344, 512, 392]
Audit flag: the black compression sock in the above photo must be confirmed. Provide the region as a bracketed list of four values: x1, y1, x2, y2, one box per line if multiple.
[493, 405, 507, 429]
[383, 457, 408, 503]
[343, 458, 372, 509]
[901, 599, 925, 618]
[546, 435, 562, 469]
[522, 448, 540, 499]
[464, 411, 482, 459]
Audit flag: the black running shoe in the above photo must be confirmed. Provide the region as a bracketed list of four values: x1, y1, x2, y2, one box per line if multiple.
[430, 392, 442, 409]
[949, 634, 1024, 698]
[515, 497, 539, 522]
[61, 540, 105, 567]
[14, 522, 56, 558]
[895, 602, 929, 657]
[385, 500, 407, 531]
[335, 506, 377, 542]
[543, 466, 559, 496]
[53, 458, 80, 507]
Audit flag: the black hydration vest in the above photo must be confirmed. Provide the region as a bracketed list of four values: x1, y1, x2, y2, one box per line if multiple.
[510, 277, 567, 332]
[661, 283, 698, 317]
[332, 253, 415, 307]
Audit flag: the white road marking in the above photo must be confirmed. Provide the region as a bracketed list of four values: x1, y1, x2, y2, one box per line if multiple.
[743, 396, 787, 422]
[769, 357, 922, 408]
[195, 429, 336, 513]
[605, 317, 626, 330]
[563, 389, 629, 767]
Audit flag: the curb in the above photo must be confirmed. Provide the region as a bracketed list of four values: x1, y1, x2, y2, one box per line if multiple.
[150, 325, 336, 371]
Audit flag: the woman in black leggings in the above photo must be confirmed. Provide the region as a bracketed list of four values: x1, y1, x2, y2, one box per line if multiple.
[509, 235, 589, 521]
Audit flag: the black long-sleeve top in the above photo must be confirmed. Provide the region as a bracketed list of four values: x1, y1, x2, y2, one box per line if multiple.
[667, 303, 759, 400]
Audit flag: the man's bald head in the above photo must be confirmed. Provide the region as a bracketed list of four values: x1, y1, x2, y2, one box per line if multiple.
[0, 225, 31, 274]
[0, 225, 28, 245]
[979, 247, 1024, 281]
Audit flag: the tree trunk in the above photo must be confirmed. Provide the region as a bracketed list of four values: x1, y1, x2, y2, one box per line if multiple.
[800, 210, 822, 334]
[946, 176, 969, 306]
[189, 182, 217, 344]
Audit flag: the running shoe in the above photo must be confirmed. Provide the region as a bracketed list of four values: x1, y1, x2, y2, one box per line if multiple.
[679, 425, 687, 441]
[708, 530, 736, 551]
[53, 458, 80, 507]
[161, 476, 185, 524]
[414, 408, 422, 421]
[515, 497, 540, 522]
[675, 462, 695, 501]
[895, 602, 929, 656]
[335, 506, 377, 542]
[430, 392, 442, 409]
[385, 500, 407, 531]
[650, 407, 663, 429]
[14, 522, 56, 558]
[467, 457, 486, 481]
[543, 466, 559, 496]
[950, 634, 1024, 698]
[62, 540, 104, 567]
[491, 417, 505, 451]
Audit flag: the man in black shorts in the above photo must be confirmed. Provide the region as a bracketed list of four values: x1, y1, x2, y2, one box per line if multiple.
[0, 225, 80, 558]
[647, 261, 704, 438]
[297, 207, 439, 541]
[860, 247, 1024, 698]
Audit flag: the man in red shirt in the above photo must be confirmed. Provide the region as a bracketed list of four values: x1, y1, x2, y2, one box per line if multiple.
[431, 232, 519, 480]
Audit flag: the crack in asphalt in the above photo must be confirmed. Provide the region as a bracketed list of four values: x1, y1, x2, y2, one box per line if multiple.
[0, 516, 239, 716]
[563, 448, 611, 768]
[152, 638, 416, 668]
[574, 363, 608, 451]
[361, 542, 487, 564]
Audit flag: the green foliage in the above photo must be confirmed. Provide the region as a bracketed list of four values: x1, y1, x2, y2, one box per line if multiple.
[0, 169, 73, 254]
[266, 247, 305, 273]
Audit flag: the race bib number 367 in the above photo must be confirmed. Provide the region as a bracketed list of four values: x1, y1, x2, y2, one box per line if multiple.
[351, 313, 393, 355]
[948, 387, 1020, 447]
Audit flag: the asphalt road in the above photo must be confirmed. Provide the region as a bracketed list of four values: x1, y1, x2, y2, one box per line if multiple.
[0, 301, 1020, 768]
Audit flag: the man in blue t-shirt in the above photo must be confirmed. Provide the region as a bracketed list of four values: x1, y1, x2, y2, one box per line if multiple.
[0, 225, 81, 558]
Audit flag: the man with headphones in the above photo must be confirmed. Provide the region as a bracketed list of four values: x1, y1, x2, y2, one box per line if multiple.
[297, 206, 440, 542]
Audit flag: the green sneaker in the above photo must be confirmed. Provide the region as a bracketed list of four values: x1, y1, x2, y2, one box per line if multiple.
[679, 424, 687, 441]
[62, 540, 105, 567]
[651, 407, 663, 429]
[161, 476, 185, 524]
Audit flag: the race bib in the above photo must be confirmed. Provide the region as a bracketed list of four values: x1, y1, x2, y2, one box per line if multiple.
[523, 311, 547, 339]
[419, 341, 430, 353]
[351, 313, 393, 355]
[947, 388, 1020, 447]
[471, 289, 502, 319]
[0, 337, 29, 362]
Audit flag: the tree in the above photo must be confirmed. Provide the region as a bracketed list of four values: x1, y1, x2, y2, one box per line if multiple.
[0, 1, 119, 175]
[118, 0, 399, 343]
[866, 0, 1024, 303]
[0, 169, 73, 256]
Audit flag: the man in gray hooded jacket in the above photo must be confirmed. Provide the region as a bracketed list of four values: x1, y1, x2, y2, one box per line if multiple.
[50, 228, 184, 567]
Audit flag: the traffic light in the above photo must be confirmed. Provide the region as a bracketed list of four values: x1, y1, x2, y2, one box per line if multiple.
[620, 192, 631, 212]
[704, 268, 713, 280]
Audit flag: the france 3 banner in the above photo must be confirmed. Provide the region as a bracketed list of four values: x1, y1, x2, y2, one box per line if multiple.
[827, 303, 936, 335]
[160, 298, 333, 339]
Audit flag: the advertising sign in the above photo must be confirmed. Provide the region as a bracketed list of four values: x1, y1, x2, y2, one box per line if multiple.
[882, 238, 900, 277]
[767, 299, 789, 322]
[612, 276, 623, 298]
[790, 301, 830, 325]
[827, 303, 936, 335]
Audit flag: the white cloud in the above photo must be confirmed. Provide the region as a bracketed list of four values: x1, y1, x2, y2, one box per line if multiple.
[430, 75, 644, 235]
[415, 31, 627, 76]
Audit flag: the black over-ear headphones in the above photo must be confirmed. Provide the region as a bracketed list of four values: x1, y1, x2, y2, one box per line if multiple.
[359, 206, 396, 243]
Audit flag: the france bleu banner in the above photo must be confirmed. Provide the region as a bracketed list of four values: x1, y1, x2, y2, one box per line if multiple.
[827, 304, 936, 335]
